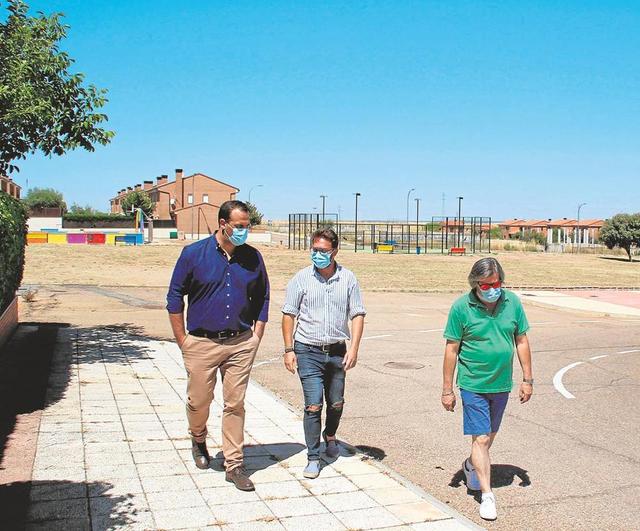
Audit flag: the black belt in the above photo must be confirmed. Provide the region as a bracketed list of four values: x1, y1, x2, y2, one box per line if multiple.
[190, 329, 246, 340]
[304, 341, 346, 353]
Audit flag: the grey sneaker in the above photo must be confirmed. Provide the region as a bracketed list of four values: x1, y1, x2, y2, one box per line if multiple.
[303, 459, 321, 479]
[323, 432, 340, 458]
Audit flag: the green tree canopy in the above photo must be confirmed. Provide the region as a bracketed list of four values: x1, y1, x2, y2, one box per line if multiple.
[0, 0, 114, 174]
[23, 187, 66, 211]
[599, 213, 640, 262]
[68, 203, 104, 216]
[246, 201, 264, 226]
[121, 190, 154, 217]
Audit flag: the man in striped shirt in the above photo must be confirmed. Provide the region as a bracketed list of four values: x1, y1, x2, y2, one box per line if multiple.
[282, 228, 366, 479]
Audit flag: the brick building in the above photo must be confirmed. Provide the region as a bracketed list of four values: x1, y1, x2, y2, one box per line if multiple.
[110, 169, 239, 235]
[0, 175, 21, 199]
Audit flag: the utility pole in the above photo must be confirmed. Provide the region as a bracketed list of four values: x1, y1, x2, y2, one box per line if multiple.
[406, 188, 415, 224]
[457, 196, 463, 247]
[415, 197, 420, 253]
[354, 192, 361, 252]
[577, 202, 587, 253]
[320, 195, 327, 224]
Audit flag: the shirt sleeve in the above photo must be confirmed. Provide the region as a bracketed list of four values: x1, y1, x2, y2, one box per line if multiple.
[348, 276, 367, 319]
[443, 303, 464, 342]
[256, 253, 270, 323]
[282, 275, 303, 316]
[514, 297, 530, 336]
[166, 247, 191, 313]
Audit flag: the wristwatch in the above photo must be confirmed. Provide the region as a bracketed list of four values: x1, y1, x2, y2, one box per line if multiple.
[523, 378, 534, 384]
[284, 347, 294, 353]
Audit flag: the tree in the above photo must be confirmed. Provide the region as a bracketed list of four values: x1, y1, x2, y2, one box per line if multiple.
[246, 201, 264, 226]
[600, 213, 640, 262]
[69, 203, 103, 215]
[121, 190, 154, 217]
[22, 187, 66, 212]
[0, 0, 114, 174]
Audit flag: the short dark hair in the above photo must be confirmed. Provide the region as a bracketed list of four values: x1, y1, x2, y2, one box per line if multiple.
[311, 228, 339, 249]
[219, 200, 250, 221]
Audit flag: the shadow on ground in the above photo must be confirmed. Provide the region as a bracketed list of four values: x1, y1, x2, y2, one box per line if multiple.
[449, 463, 531, 492]
[0, 479, 150, 530]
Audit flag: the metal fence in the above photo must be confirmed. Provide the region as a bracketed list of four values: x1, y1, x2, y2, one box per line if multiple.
[288, 214, 492, 253]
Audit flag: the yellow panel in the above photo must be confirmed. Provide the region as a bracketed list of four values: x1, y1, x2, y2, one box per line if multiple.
[47, 233, 67, 244]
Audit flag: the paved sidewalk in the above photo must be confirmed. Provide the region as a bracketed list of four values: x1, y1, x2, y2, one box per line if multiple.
[516, 290, 640, 317]
[26, 327, 478, 530]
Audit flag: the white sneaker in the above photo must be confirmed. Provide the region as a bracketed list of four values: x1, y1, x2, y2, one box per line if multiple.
[479, 492, 497, 521]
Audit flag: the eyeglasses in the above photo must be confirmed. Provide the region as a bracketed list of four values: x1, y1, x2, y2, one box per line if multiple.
[477, 281, 502, 291]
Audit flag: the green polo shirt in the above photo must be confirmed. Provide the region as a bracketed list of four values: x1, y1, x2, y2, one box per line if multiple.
[443, 289, 530, 393]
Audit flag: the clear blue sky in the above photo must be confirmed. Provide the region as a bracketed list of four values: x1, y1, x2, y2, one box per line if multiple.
[11, 0, 640, 221]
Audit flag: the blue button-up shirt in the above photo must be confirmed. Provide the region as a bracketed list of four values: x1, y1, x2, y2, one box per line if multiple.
[166, 235, 270, 332]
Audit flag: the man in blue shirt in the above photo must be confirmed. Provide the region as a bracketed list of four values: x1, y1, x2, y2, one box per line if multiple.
[167, 200, 269, 491]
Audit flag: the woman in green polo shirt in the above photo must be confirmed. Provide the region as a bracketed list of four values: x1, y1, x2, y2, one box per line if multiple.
[441, 257, 533, 521]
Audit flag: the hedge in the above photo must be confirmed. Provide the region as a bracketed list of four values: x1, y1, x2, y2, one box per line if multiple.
[63, 213, 134, 222]
[0, 191, 28, 315]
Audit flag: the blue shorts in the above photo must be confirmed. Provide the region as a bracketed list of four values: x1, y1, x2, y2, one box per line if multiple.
[460, 389, 509, 435]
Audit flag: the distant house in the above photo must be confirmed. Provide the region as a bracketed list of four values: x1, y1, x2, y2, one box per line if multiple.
[110, 169, 239, 235]
[498, 218, 604, 245]
[0, 175, 21, 199]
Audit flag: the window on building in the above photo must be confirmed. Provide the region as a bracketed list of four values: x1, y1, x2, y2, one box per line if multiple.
[203, 194, 209, 203]
[187, 194, 193, 204]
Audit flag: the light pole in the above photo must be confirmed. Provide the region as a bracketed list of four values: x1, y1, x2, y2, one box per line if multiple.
[320, 195, 327, 224]
[415, 198, 421, 253]
[354, 192, 361, 252]
[248, 184, 263, 204]
[457, 196, 463, 247]
[577, 202, 587, 253]
[406, 188, 415, 224]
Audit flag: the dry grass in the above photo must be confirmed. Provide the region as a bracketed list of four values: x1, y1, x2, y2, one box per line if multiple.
[23, 243, 640, 291]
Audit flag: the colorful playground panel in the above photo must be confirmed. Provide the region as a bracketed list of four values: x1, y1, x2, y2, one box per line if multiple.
[67, 233, 87, 244]
[87, 233, 106, 244]
[27, 232, 48, 244]
[48, 233, 67, 244]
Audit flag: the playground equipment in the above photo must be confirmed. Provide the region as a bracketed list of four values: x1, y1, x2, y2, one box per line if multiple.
[288, 213, 492, 254]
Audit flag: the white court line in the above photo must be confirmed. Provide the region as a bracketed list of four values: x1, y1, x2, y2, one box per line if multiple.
[553, 349, 640, 399]
[362, 334, 393, 340]
[407, 313, 424, 317]
[553, 362, 584, 399]
[418, 328, 444, 333]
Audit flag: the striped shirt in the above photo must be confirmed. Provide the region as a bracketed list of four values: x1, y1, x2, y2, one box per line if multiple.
[282, 263, 366, 346]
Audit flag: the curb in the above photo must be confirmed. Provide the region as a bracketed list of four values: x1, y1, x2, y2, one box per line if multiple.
[250, 378, 483, 530]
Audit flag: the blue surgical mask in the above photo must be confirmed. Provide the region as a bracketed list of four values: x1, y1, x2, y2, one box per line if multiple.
[227, 226, 249, 246]
[311, 250, 332, 269]
[478, 287, 502, 303]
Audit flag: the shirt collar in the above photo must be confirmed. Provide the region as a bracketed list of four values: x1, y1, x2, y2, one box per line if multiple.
[313, 262, 341, 282]
[467, 288, 509, 307]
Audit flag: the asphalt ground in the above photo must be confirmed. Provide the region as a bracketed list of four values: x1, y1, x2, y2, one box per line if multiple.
[18, 286, 640, 530]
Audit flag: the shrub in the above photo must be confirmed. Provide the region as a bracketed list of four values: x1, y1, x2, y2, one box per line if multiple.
[0, 191, 28, 314]
[63, 213, 134, 222]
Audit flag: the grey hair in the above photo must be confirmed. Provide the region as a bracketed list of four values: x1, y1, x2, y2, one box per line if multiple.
[467, 258, 505, 288]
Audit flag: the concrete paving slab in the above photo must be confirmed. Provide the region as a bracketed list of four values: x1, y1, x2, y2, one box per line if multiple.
[24, 328, 477, 531]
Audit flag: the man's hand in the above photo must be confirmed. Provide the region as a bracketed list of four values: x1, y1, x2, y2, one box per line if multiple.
[342, 349, 358, 371]
[177, 334, 188, 348]
[284, 352, 297, 374]
[441, 391, 456, 412]
[519, 382, 533, 403]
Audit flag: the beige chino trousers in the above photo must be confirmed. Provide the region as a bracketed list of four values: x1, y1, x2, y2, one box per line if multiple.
[180, 329, 259, 471]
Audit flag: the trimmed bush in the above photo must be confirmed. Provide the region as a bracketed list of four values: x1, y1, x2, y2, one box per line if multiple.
[63, 213, 134, 222]
[0, 191, 28, 314]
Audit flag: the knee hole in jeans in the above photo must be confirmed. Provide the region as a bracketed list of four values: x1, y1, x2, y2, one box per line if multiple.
[305, 404, 322, 413]
[329, 401, 344, 410]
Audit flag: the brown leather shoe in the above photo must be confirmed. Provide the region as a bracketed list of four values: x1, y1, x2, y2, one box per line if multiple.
[191, 438, 210, 470]
[225, 466, 255, 491]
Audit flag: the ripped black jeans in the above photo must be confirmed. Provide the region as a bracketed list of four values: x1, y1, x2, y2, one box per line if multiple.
[294, 341, 346, 460]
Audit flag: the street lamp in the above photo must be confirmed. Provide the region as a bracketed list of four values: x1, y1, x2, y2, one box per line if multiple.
[248, 184, 263, 204]
[457, 196, 464, 247]
[415, 198, 421, 253]
[320, 195, 327, 224]
[354, 193, 361, 252]
[406, 188, 415, 224]
[577, 202, 587, 253]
